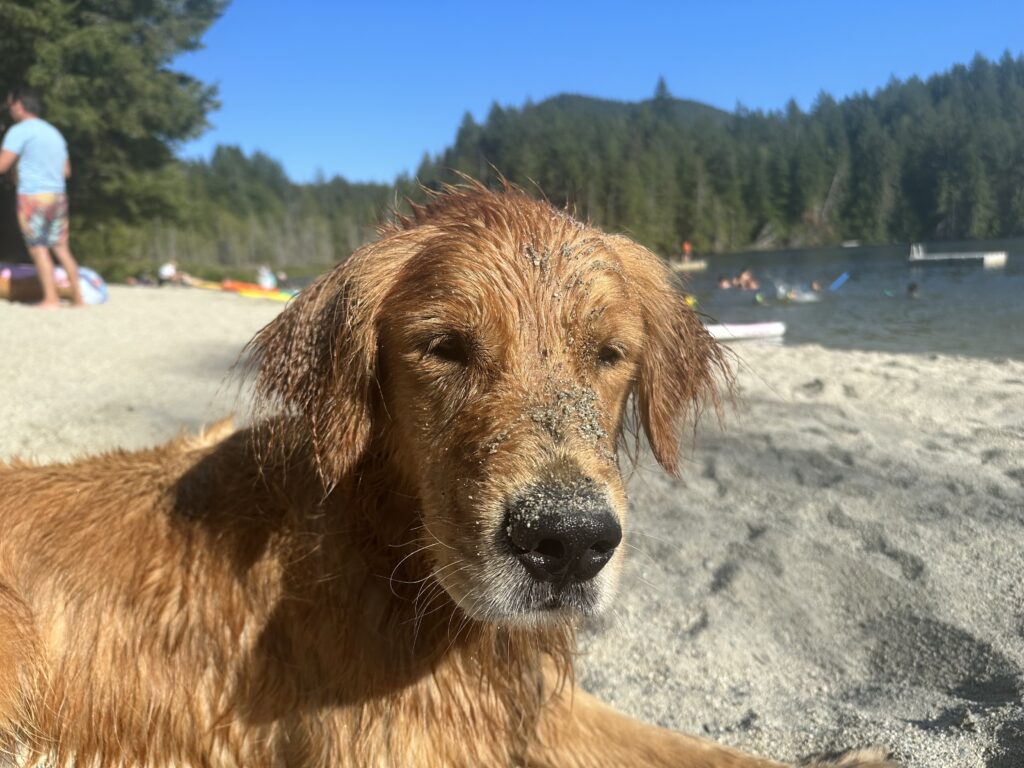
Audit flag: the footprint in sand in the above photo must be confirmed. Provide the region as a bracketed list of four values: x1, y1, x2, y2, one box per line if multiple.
[800, 378, 826, 395]
[826, 507, 925, 581]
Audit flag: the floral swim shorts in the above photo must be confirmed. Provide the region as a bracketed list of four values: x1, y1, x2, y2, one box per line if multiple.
[17, 193, 69, 248]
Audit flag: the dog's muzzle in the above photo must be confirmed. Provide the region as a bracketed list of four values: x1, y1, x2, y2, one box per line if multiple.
[502, 479, 621, 583]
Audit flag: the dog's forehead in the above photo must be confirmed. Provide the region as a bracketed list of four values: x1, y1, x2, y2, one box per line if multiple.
[405, 229, 633, 314]
[380, 200, 653, 354]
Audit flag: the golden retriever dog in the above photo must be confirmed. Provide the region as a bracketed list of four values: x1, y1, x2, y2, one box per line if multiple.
[0, 185, 893, 767]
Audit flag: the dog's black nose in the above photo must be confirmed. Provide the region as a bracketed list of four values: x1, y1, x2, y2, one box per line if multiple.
[503, 480, 622, 583]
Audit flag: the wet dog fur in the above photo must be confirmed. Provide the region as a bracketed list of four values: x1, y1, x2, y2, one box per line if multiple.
[0, 186, 894, 766]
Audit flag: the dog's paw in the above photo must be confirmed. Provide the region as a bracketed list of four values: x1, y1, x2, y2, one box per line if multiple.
[799, 747, 898, 767]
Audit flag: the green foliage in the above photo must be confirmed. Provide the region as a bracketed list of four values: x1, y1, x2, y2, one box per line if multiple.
[79, 147, 396, 276]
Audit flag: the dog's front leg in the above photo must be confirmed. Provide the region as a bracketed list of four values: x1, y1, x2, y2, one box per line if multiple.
[528, 685, 785, 768]
[528, 685, 895, 768]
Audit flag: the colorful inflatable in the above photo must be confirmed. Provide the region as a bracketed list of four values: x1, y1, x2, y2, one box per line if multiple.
[221, 279, 298, 302]
[0, 263, 108, 305]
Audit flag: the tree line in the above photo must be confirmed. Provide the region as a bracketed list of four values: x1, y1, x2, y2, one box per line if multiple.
[418, 57, 1024, 255]
[3, 1, 1023, 276]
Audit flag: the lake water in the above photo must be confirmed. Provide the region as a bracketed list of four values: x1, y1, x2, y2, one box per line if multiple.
[687, 239, 1024, 361]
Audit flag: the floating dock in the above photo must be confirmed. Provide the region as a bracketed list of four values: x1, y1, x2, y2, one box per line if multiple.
[669, 259, 708, 273]
[909, 243, 1007, 269]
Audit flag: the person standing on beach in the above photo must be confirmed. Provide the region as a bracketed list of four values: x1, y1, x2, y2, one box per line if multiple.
[0, 86, 84, 308]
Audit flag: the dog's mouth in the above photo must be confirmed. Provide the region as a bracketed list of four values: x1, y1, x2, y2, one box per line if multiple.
[441, 555, 613, 625]
[528, 578, 606, 616]
[435, 527, 620, 625]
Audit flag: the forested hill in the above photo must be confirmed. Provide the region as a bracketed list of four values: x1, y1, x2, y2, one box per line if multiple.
[116, 88, 734, 276]
[158, 52, 1024, 274]
[415, 57, 1024, 255]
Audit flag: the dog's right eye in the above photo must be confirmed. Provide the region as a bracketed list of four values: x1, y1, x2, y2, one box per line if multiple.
[425, 333, 472, 366]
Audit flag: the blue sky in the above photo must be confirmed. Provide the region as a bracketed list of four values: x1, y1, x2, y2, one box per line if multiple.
[175, 1, 1024, 184]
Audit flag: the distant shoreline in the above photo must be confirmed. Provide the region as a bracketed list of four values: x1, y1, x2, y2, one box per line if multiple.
[702, 235, 1024, 261]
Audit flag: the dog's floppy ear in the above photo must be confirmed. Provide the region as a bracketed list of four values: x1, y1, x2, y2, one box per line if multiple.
[247, 237, 415, 485]
[616, 239, 731, 476]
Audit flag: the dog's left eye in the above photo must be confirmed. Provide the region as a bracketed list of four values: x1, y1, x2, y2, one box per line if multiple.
[597, 343, 627, 367]
[425, 333, 472, 366]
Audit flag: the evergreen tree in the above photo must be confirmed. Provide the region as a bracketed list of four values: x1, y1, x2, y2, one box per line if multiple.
[0, 0, 226, 257]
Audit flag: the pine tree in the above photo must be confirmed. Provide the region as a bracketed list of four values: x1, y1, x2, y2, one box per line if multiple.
[0, 0, 226, 259]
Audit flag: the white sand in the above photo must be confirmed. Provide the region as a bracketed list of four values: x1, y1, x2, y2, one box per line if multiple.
[0, 286, 281, 463]
[2, 287, 1022, 767]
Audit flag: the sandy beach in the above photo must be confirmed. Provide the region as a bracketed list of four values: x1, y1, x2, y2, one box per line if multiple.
[2, 286, 1022, 767]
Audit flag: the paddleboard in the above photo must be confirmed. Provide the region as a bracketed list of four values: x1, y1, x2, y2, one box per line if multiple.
[828, 272, 850, 292]
[670, 259, 708, 272]
[705, 321, 786, 341]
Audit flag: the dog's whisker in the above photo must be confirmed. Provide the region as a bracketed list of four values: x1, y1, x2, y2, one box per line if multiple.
[409, 562, 473, 643]
[386, 540, 441, 594]
[418, 519, 458, 552]
[627, 526, 679, 547]
[410, 561, 466, 607]
[621, 540, 661, 569]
